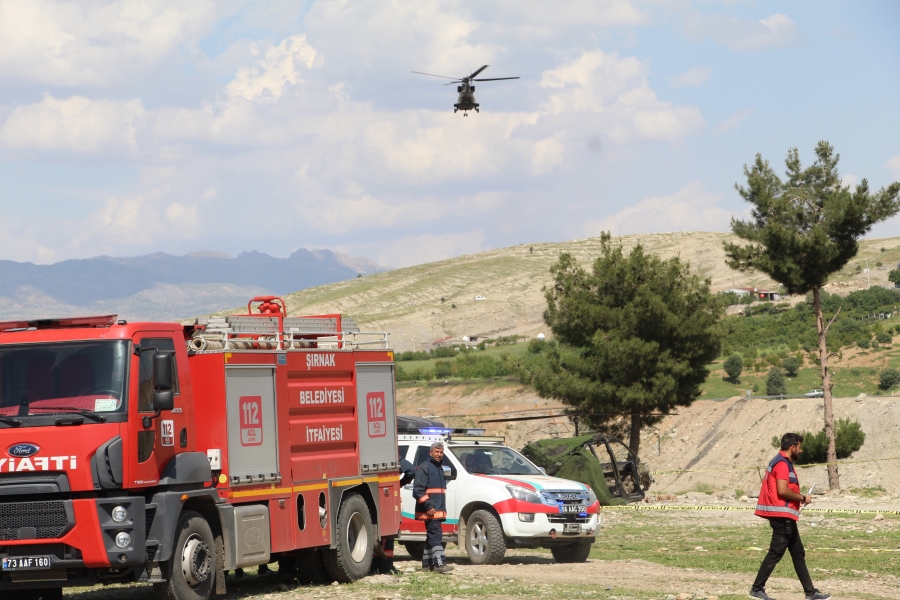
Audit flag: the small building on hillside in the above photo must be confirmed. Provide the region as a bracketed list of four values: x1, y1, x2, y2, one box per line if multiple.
[722, 287, 781, 301]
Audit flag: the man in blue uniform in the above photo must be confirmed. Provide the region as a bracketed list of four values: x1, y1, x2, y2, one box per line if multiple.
[413, 441, 453, 573]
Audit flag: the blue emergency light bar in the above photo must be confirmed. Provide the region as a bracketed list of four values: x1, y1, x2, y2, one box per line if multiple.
[419, 428, 453, 435]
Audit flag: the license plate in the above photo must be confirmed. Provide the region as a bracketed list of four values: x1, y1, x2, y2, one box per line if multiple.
[2, 556, 51, 571]
[560, 504, 584, 513]
[563, 523, 581, 533]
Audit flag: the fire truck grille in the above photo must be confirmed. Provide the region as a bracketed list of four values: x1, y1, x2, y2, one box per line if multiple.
[0, 500, 72, 540]
[145, 507, 156, 538]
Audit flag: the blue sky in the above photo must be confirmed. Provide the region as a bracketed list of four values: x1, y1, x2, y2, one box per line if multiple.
[1, 1, 898, 267]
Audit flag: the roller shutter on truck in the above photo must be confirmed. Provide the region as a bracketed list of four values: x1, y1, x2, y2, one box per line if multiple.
[355, 364, 398, 473]
[226, 366, 280, 485]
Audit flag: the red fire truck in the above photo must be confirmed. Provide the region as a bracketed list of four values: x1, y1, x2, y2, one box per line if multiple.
[0, 297, 400, 600]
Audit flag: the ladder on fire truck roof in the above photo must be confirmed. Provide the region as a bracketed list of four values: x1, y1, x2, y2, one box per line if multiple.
[189, 314, 388, 352]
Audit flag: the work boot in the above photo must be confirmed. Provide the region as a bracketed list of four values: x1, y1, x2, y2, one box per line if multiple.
[805, 591, 831, 600]
[433, 554, 454, 574]
[420, 559, 432, 572]
[748, 589, 776, 600]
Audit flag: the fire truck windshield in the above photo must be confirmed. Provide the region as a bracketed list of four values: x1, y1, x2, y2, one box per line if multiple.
[0, 341, 129, 423]
[450, 446, 543, 476]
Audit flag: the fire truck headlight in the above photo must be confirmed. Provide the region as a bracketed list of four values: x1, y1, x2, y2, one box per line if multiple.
[112, 506, 128, 523]
[115, 532, 132, 548]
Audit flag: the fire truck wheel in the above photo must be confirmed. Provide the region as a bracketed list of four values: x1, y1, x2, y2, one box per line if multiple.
[550, 539, 592, 563]
[322, 493, 375, 583]
[465, 510, 506, 565]
[401, 541, 424, 561]
[154, 511, 216, 600]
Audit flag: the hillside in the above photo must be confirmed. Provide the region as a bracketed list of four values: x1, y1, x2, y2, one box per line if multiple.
[277, 232, 900, 352]
[396, 382, 900, 496]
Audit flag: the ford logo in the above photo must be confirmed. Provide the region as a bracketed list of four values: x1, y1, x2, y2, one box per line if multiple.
[7, 443, 40, 458]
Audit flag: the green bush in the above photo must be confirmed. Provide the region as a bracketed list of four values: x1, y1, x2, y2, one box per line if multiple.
[395, 350, 432, 362]
[766, 367, 787, 396]
[434, 360, 453, 379]
[453, 353, 509, 379]
[875, 332, 892, 345]
[782, 355, 799, 377]
[432, 346, 457, 358]
[793, 418, 866, 465]
[879, 368, 900, 391]
[857, 337, 870, 349]
[723, 354, 743, 383]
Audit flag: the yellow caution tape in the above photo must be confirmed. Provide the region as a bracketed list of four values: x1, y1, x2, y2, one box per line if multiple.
[604, 504, 900, 515]
[650, 455, 900, 476]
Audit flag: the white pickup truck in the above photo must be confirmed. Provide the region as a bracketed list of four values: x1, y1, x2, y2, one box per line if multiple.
[395, 424, 600, 564]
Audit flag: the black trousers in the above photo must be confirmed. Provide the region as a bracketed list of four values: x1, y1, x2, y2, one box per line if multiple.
[752, 517, 815, 594]
[422, 520, 444, 565]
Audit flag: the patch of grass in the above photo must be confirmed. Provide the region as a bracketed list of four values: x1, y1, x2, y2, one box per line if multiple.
[735, 489, 745, 499]
[594, 511, 900, 579]
[693, 482, 716, 494]
[849, 486, 888, 498]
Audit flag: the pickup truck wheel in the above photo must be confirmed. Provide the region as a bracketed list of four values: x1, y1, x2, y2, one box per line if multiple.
[154, 511, 216, 600]
[322, 493, 374, 583]
[550, 539, 592, 563]
[465, 510, 506, 565]
[402, 541, 424, 561]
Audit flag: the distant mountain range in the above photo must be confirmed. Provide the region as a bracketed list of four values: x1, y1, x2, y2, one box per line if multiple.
[0, 249, 389, 322]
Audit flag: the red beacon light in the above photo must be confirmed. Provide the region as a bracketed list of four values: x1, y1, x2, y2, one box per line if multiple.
[247, 296, 286, 317]
[0, 315, 118, 332]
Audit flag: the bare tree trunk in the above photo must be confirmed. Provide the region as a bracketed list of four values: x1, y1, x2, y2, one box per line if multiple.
[813, 286, 840, 489]
[629, 409, 643, 457]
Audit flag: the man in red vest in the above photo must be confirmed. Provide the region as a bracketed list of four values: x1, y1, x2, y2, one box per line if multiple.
[750, 433, 830, 600]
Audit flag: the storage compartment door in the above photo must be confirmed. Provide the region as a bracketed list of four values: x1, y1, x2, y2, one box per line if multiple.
[356, 364, 398, 473]
[226, 367, 280, 486]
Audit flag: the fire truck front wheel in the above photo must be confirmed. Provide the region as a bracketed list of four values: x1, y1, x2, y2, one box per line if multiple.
[154, 511, 216, 600]
[322, 493, 375, 583]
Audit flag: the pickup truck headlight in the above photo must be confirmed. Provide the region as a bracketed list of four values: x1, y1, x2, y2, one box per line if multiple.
[506, 484, 541, 504]
[586, 487, 597, 505]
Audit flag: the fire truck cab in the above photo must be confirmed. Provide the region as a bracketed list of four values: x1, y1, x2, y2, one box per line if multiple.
[0, 297, 400, 599]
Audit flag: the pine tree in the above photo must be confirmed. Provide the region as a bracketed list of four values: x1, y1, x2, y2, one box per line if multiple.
[724, 141, 900, 489]
[766, 367, 787, 396]
[521, 233, 723, 456]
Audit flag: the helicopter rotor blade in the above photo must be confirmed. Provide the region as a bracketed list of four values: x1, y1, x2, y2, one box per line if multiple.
[411, 71, 461, 80]
[443, 80, 464, 86]
[468, 65, 489, 79]
[472, 77, 520, 82]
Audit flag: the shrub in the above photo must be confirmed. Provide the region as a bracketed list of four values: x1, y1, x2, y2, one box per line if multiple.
[782, 355, 799, 377]
[766, 367, 787, 396]
[395, 350, 432, 362]
[879, 368, 900, 391]
[723, 354, 743, 382]
[857, 338, 870, 349]
[434, 360, 453, 379]
[792, 418, 866, 465]
[875, 332, 892, 345]
[432, 346, 456, 359]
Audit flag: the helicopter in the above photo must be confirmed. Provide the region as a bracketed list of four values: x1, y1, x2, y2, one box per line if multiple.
[412, 65, 519, 116]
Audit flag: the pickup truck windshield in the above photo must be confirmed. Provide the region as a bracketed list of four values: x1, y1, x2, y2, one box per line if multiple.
[450, 445, 543, 476]
[0, 341, 129, 422]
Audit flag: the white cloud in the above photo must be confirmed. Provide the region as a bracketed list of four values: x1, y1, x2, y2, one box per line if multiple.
[669, 66, 712, 88]
[584, 181, 733, 237]
[683, 13, 800, 52]
[841, 174, 859, 189]
[225, 35, 317, 102]
[0, 95, 147, 154]
[0, 0, 217, 87]
[374, 230, 488, 268]
[715, 108, 755, 134]
[539, 50, 704, 143]
[887, 155, 900, 178]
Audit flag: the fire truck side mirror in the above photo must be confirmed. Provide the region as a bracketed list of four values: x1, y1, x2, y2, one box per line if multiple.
[153, 353, 176, 411]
